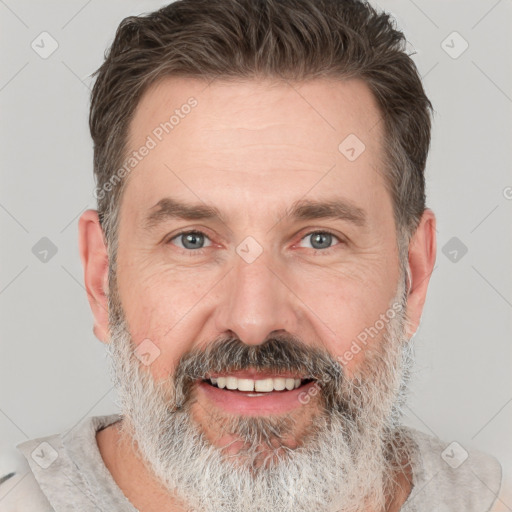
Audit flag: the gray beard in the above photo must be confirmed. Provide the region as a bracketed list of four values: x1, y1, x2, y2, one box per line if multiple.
[104, 276, 416, 512]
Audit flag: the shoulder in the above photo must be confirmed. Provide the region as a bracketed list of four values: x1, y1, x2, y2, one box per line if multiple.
[0, 464, 53, 512]
[402, 426, 503, 511]
[0, 414, 122, 512]
[489, 468, 512, 512]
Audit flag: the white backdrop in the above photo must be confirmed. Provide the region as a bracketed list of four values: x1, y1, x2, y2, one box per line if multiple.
[1, 0, 511, 503]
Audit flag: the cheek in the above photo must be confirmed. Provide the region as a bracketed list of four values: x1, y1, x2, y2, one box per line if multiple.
[293, 263, 399, 374]
[115, 230, 400, 380]
[118, 252, 211, 327]
[116, 262, 221, 379]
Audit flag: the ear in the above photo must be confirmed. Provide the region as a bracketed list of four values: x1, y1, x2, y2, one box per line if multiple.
[404, 208, 437, 339]
[78, 209, 110, 343]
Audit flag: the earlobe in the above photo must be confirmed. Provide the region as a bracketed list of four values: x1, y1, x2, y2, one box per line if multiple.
[404, 208, 437, 339]
[78, 209, 110, 343]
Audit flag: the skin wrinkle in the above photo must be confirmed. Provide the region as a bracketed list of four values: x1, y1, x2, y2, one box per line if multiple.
[83, 77, 436, 512]
[103, 263, 416, 512]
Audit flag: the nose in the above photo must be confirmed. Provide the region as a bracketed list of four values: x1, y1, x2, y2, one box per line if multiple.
[213, 250, 299, 346]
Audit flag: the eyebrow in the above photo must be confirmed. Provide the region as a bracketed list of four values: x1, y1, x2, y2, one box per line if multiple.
[144, 196, 367, 230]
[144, 198, 226, 230]
[285, 198, 367, 227]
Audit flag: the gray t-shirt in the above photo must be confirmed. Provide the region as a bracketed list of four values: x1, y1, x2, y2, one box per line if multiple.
[0, 413, 502, 511]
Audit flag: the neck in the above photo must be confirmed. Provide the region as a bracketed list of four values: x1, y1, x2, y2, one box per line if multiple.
[383, 433, 415, 512]
[384, 465, 414, 512]
[96, 420, 189, 512]
[96, 420, 413, 512]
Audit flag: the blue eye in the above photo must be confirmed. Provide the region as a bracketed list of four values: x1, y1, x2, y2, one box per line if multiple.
[299, 231, 341, 250]
[170, 231, 212, 250]
[166, 229, 343, 255]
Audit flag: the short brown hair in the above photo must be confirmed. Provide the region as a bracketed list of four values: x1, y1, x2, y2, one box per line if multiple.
[89, 0, 433, 269]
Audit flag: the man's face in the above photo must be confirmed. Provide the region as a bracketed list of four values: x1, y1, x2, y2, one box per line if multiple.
[105, 77, 413, 510]
[117, 76, 400, 396]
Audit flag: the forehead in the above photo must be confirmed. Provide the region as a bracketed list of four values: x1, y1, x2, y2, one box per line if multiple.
[121, 76, 389, 230]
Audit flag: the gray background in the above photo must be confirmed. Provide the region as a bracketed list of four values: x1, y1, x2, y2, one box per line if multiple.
[1, 0, 511, 502]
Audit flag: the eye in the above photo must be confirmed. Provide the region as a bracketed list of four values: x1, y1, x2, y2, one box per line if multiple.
[298, 230, 342, 251]
[169, 230, 212, 251]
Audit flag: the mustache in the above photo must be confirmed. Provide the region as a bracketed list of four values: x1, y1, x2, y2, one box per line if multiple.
[170, 332, 346, 411]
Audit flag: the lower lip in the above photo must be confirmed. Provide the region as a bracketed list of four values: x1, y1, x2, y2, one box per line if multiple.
[197, 380, 317, 415]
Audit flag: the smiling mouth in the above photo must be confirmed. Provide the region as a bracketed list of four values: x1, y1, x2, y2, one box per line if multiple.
[198, 372, 318, 415]
[203, 376, 314, 395]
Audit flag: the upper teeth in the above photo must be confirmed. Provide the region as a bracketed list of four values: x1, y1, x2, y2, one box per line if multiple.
[210, 376, 302, 392]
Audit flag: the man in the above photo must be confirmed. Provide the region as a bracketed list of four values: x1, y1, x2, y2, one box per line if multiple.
[1, 0, 506, 510]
